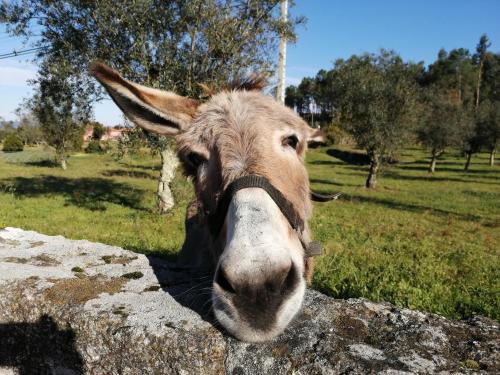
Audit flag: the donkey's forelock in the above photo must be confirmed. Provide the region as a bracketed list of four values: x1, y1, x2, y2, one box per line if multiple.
[199, 73, 268, 97]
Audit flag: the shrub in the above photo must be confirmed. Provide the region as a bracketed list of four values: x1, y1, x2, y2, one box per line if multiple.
[85, 140, 104, 154]
[322, 123, 352, 146]
[2, 133, 24, 152]
[91, 122, 105, 140]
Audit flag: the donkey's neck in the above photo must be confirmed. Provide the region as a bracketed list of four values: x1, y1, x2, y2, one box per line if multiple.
[175, 198, 216, 272]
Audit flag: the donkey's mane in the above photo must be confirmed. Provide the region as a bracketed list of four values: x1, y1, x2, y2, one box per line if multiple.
[199, 73, 267, 97]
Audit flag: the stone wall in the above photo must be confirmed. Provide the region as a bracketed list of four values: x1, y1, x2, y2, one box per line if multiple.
[0, 227, 498, 374]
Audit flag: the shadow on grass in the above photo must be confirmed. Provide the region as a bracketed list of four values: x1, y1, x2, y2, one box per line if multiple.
[310, 178, 345, 187]
[308, 160, 342, 166]
[326, 148, 370, 165]
[102, 169, 155, 179]
[345, 193, 484, 222]
[0, 315, 84, 374]
[23, 160, 60, 168]
[119, 162, 161, 171]
[0, 175, 145, 211]
[397, 164, 500, 175]
[382, 170, 500, 185]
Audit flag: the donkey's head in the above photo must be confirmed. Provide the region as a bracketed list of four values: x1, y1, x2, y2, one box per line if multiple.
[92, 63, 325, 342]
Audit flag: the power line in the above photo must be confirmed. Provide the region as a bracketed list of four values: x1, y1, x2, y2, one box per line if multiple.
[0, 46, 47, 60]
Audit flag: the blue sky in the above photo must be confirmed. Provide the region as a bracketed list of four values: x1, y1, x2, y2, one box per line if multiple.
[1, 0, 499, 125]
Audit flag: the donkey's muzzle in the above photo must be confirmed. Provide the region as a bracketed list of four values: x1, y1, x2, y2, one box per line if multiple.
[214, 263, 299, 331]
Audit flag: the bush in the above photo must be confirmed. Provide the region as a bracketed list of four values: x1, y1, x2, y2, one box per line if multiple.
[322, 123, 352, 146]
[2, 134, 24, 152]
[85, 140, 105, 154]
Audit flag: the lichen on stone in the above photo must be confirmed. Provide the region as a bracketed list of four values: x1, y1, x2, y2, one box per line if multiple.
[102, 255, 138, 265]
[43, 275, 126, 305]
[121, 271, 144, 280]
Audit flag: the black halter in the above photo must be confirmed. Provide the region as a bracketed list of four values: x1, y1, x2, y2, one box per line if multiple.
[207, 174, 339, 258]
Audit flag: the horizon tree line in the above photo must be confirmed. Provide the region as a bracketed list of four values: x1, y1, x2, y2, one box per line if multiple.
[285, 34, 499, 187]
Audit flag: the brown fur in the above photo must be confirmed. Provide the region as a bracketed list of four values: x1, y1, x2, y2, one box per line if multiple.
[176, 90, 315, 279]
[91, 63, 317, 280]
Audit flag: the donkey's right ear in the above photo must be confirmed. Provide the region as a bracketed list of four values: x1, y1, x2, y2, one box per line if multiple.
[90, 62, 199, 136]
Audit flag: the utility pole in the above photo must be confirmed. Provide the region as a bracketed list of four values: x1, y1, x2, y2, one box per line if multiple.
[276, 0, 288, 104]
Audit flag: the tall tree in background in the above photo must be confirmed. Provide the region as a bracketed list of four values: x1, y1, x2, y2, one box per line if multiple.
[422, 48, 476, 107]
[419, 48, 476, 171]
[15, 112, 43, 146]
[418, 92, 468, 173]
[1, 0, 304, 212]
[30, 58, 89, 169]
[330, 50, 419, 188]
[460, 34, 492, 171]
[478, 52, 500, 165]
[474, 34, 491, 109]
[0, 117, 17, 143]
[475, 100, 500, 166]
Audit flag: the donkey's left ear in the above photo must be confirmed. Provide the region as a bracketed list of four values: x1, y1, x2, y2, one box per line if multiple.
[307, 128, 326, 144]
[91, 62, 199, 136]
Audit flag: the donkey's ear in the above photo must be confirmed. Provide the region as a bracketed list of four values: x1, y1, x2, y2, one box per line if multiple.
[307, 128, 326, 144]
[90, 62, 199, 136]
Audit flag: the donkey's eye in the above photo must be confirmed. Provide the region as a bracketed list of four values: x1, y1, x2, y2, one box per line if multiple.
[187, 152, 206, 169]
[283, 135, 299, 149]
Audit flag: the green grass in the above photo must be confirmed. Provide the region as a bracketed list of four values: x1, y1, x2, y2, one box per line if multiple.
[0, 146, 498, 320]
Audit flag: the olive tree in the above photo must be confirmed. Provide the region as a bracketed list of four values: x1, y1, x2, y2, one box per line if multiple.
[1, 0, 304, 212]
[331, 50, 419, 188]
[418, 93, 469, 173]
[29, 59, 88, 169]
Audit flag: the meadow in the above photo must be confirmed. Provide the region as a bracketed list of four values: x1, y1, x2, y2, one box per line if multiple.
[0, 146, 498, 321]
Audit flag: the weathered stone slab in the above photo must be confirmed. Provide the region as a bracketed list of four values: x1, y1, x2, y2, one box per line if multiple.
[0, 227, 498, 374]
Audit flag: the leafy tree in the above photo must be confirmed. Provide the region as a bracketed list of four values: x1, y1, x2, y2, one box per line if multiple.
[29, 59, 88, 169]
[330, 50, 419, 188]
[474, 34, 491, 108]
[0, 117, 16, 143]
[459, 35, 492, 171]
[479, 52, 500, 165]
[421, 46, 482, 171]
[15, 111, 43, 145]
[475, 100, 500, 166]
[1, 0, 304, 212]
[422, 48, 476, 108]
[418, 92, 468, 172]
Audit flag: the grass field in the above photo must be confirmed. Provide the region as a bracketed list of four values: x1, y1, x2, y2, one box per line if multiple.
[1, 146, 498, 321]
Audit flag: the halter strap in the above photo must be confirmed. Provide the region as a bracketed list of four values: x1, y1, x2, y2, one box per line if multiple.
[208, 174, 323, 258]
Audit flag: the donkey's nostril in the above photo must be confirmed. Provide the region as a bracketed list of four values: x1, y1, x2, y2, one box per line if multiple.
[263, 263, 298, 294]
[215, 268, 236, 294]
[281, 264, 299, 294]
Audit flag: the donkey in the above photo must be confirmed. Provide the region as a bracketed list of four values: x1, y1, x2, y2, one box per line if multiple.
[91, 62, 333, 342]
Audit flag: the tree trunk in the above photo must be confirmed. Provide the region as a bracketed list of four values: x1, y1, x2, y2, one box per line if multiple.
[429, 155, 437, 173]
[464, 152, 472, 171]
[276, 0, 288, 103]
[56, 148, 67, 170]
[157, 148, 179, 214]
[187, 28, 197, 94]
[475, 60, 483, 109]
[490, 149, 495, 166]
[428, 149, 442, 173]
[366, 152, 379, 188]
